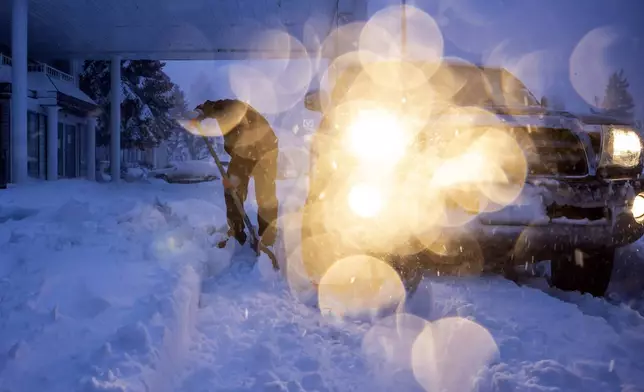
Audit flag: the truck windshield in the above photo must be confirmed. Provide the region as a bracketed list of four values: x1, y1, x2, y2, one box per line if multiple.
[330, 61, 540, 109]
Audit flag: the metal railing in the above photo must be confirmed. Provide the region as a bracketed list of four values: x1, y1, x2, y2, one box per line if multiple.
[28, 62, 75, 83]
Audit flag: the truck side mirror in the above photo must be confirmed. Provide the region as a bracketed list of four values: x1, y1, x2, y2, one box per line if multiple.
[305, 90, 323, 112]
[540, 96, 549, 108]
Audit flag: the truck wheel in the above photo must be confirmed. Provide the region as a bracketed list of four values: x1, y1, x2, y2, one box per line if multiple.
[396, 260, 424, 298]
[381, 253, 420, 299]
[550, 248, 615, 297]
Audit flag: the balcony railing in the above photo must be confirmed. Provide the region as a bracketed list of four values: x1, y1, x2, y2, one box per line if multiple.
[28, 62, 75, 83]
[0, 53, 75, 83]
[0, 53, 11, 66]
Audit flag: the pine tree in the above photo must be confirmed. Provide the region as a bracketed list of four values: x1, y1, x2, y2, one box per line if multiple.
[594, 69, 635, 121]
[166, 85, 191, 161]
[545, 94, 566, 111]
[187, 75, 229, 160]
[80, 60, 178, 149]
[167, 83, 226, 161]
[186, 131, 208, 161]
[635, 112, 643, 133]
[190, 71, 217, 106]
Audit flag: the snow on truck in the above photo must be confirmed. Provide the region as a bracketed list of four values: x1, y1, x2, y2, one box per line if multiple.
[300, 59, 644, 298]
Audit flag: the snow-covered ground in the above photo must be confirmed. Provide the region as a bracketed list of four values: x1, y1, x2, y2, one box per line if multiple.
[0, 179, 226, 392]
[1, 178, 644, 392]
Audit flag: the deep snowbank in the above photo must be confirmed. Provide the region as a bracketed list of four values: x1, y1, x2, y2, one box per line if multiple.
[0, 180, 227, 392]
[177, 244, 644, 392]
[2, 178, 644, 392]
[176, 176, 644, 392]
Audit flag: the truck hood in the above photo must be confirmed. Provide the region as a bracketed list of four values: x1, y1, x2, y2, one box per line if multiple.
[483, 105, 632, 126]
[483, 105, 575, 118]
[572, 112, 633, 126]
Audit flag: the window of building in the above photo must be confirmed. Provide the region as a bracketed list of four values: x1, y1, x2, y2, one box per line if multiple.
[78, 123, 87, 178]
[27, 111, 46, 179]
[58, 121, 80, 179]
[38, 113, 46, 177]
[57, 122, 64, 178]
[0, 102, 8, 184]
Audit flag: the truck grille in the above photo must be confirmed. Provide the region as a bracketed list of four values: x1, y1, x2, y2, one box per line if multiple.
[509, 127, 589, 176]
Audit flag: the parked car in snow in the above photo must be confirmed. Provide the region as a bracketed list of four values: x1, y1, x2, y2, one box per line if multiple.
[149, 159, 226, 184]
[301, 59, 644, 298]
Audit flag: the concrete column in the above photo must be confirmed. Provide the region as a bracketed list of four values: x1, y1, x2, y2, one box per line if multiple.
[11, 0, 28, 183]
[46, 105, 59, 180]
[86, 116, 96, 181]
[70, 59, 80, 87]
[110, 56, 121, 182]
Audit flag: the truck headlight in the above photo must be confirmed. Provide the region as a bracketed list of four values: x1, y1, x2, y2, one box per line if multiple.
[348, 182, 384, 218]
[632, 193, 644, 222]
[346, 109, 408, 163]
[600, 127, 642, 168]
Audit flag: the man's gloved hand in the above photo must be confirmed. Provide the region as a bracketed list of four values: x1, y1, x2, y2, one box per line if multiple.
[187, 100, 217, 122]
[193, 100, 220, 119]
[186, 108, 205, 121]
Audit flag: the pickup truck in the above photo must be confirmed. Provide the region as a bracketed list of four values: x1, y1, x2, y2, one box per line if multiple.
[300, 59, 644, 298]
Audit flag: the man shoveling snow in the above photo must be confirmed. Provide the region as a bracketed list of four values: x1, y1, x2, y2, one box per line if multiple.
[191, 99, 279, 255]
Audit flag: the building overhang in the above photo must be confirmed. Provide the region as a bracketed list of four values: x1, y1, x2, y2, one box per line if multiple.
[0, 0, 368, 60]
[55, 92, 99, 117]
[0, 81, 99, 116]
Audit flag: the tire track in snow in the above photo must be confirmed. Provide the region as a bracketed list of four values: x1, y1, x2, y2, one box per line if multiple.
[518, 275, 644, 391]
[176, 178, 383, 391]
[176, 265, 644, 392]
[417, 275, 644, 391]
[176, 247, 376, 392]
[174, 178, 644, 391]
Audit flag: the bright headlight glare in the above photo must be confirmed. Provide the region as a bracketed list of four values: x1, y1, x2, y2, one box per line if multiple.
[608, 128, 641, 167]
[348, 183, 384, 218]
[632, 194, 644, 221]
[347, 110, 407, 162]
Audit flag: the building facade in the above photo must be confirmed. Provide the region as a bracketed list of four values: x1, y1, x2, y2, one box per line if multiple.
[0, 50, 170, 186]
[0, 49, 99, 184]
[0, 0, 367, 186]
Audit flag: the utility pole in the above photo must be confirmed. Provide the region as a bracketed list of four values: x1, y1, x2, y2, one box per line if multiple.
[401, 0, 407, 58]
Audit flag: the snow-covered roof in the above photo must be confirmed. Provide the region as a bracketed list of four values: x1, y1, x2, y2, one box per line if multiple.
[27, 72, 96, 105]
[0, 65, 95, 105]
[0, 0, 367, 60]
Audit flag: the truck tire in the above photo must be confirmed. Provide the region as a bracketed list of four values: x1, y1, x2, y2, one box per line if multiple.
[388, 253, 425, 298]
[550, 248, 615, 297]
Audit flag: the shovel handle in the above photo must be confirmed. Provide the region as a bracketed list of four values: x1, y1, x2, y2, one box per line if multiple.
[190, 120, 261, 254]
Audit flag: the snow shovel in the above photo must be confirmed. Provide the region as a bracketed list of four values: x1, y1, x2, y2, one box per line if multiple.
[184, 116, 280, 271]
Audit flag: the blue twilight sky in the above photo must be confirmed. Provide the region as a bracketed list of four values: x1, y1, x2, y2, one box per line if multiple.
[164, 0, 644, 121]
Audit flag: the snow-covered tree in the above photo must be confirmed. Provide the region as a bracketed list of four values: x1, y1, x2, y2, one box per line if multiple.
[190, 72, 217, 106]
[166, 86, 191, 161]
[169, 84, 189, 116]
[80, 60, 177, 149]
[635, 115, 643, 133]
[541, 94, 566, 111]
[592, 69, 635, 122]
[166, 84, 226, 161]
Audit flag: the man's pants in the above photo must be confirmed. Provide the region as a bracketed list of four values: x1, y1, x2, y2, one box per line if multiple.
[224, 150, 279, 247]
